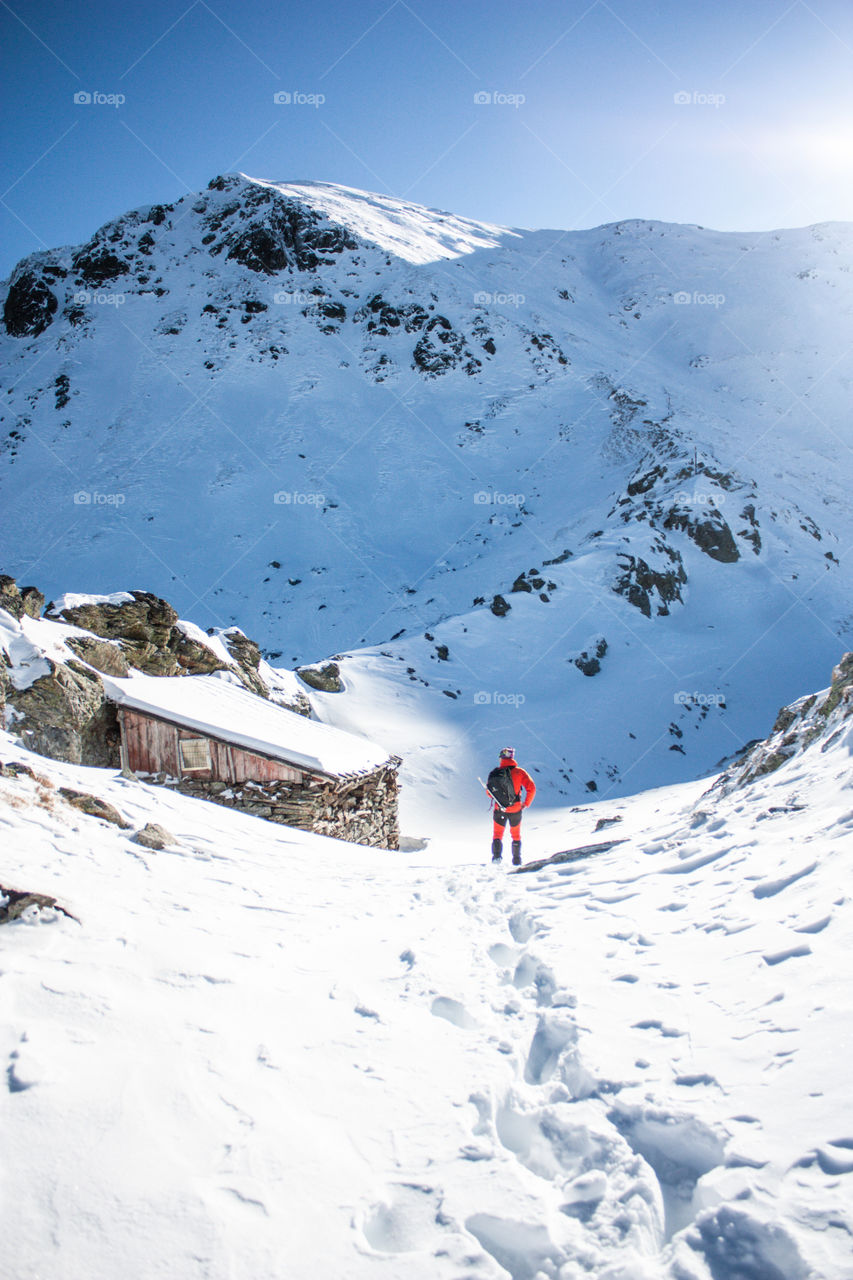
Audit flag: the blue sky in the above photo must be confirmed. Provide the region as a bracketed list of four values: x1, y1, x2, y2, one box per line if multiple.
[2, 0, 852, 276]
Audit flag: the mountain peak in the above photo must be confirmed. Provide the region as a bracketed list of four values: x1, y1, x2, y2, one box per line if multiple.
[232, 173, 518, 264]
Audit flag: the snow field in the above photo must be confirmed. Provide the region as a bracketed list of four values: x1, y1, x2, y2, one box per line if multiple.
[2, 706, 851, 1278]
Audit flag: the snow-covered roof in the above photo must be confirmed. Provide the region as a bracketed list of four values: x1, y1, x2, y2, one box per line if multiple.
[102, 674, 391, 778]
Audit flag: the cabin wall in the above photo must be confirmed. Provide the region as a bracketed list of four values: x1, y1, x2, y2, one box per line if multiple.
[121, 709, 302, 784]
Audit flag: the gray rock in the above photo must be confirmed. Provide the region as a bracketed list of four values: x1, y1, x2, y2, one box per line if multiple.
[9, 660, 120, 767]
[131, 822, 177, 850]
[65, 635, 131, 677]
[297, 661, 343, 693]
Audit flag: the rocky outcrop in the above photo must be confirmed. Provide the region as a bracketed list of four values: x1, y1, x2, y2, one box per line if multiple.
[613, 548, 686, 617]
[3, 265, 61, 337]
[662, 505, 740, 564]
[0, 576, 44, 619]
[221, 628, 269, 697]
[1, 884, 76, 924]
[10, 661, 121, 767]
[202, 178, 358, 274]
[65, 635, 131, 677]
[49, 591, 239, 681]
[712, 652, 853, 794]
[297, 661, 343, 692]
[412, 315, 481, 377]
[574, 637, 608, 677]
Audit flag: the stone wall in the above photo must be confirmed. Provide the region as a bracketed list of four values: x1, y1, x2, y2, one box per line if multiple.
[141, 760, 401, 850]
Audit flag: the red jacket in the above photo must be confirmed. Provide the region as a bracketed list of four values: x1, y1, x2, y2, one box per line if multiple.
[495, 759, 536, 813]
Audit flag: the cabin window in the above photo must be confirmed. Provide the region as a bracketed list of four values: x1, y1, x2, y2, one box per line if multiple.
[179, 737, 211, 772]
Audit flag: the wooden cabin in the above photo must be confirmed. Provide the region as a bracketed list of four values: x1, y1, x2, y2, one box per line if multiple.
[104, 674, 399, 849]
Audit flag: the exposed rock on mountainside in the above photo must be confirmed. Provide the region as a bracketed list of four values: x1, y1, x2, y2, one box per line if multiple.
[712, 652, 853, 794]
[297, 661, 344, 692]
[0, 576, 44, 620]
[10, 660, 120, 768]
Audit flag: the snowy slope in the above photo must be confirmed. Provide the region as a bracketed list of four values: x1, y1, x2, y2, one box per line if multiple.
[2, 175, 853, 799]
[1, 657, 851, 1279]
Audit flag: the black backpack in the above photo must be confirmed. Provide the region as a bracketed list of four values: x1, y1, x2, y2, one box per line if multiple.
[487, 765, 520, 810]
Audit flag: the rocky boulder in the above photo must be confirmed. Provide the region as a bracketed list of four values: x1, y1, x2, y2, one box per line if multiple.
[59, 787, 131, 828]
[221, 628, 269, 697]
[0, 577, 44, 620]
[296, 661, 343, 693]
[131, 822, 177, 850]
[10, 660, 120, 767]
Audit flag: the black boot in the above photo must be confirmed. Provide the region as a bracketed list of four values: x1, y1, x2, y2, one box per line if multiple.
[491, 839, 503, 862]
[511, 840, 522, 866]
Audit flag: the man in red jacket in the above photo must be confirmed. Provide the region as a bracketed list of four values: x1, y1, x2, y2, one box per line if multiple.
[487, 746, 536, 865]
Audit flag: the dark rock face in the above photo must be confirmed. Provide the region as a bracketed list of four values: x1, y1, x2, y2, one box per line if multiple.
[490, 594, 511, 617]
[358, 295, 429, 335]
[71, 246, 130, 286]
[574, 637, 608, 677]
[614, 551, 687, 617]
[20, 586, 45, 618]
[1, 576, 25, 619]
[662, 506, 740, 563]
[3, 269, 59, 337]
[297, 660, 343, 692]
[201, 184, 358, 275]
[412, 316, 481, 377]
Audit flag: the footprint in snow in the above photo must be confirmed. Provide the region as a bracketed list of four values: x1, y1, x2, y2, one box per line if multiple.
[431, 996, 477, 1029]
[358, 1183, 451, 1255]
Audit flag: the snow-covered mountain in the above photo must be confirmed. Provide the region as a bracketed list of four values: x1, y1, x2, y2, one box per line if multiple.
[3, 174, 853, 800]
